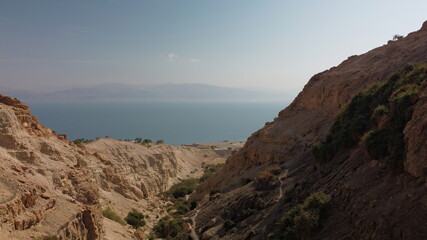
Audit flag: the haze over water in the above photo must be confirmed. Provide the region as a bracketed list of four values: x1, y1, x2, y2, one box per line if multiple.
[28, 101, 286, 145]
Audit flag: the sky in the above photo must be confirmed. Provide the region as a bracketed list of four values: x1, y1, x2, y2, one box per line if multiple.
[0, 0, 426, 94]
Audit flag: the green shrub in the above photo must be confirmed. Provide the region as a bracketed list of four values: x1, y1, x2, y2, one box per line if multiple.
[371, 105, 389, 119]
[164, 178, 200, 199]
[102, 207, 126, 226]
[156, 139, 165, 144]
[147, 233, 156, 240]
[153, 216, 186, 239]
[272, 192, 331, 240]
[72, 138, 92, 145]
[125, 211, 146, 229]
[173, 199, 191, 215]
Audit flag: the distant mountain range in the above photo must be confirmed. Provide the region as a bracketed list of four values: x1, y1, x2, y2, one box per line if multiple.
[1, 83, 291, 102]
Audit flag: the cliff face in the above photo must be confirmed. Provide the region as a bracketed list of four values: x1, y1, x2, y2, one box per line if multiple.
[200, 21, 427, 190]
[0, 95, 102, 240]
[192, 22, 427, 239]
[0, 95, 234, 239]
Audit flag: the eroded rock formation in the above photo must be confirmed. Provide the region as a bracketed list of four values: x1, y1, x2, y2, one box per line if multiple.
[0, 94, 236, 239]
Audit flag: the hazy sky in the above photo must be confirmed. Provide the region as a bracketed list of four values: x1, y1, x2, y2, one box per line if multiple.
[0, 0, 426, 93]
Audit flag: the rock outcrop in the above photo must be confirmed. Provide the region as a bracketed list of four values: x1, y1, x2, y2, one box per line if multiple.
[0, 94, 104, 239]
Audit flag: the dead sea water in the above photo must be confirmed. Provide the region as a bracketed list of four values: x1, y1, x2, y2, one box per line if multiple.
[28, 101, 287, 145]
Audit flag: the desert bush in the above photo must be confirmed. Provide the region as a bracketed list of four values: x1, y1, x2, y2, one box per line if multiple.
[371, 104, 389, 120]
[392, 34, 403, 41]
[72, 138, 92, 145]
[102, 207, 126, 226]
[125, 211, 146, 229]
[156, 139, 164, 144]
[272, 192, 331, 240]
[164, 178, 199, 199]
[153, 216, 186, 239]
[173, 198, 191, 215]
[147, 233, 156, 240]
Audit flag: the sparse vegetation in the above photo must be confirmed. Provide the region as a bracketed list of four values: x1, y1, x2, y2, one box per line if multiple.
[199, 163, 224, 182]
[164, 178, 199, 199]
[371, 104, 388, 119]
[102, 207, 126, 226]
[313, 64, 426, 170]
[223, 193, 268, 229]
[147, 233, 156, 240]
[271, 192, 331, 240]
[72, 138, 92, 145]
[156, 139, 165, 144]
[392, 34, 403, 41]
[134, 137, 155, 146]
[153, 216, 187, 240]
[173, 198, 192, 215]
[125, 211, 146, 229]
[254, 166, 281, 190]
[152, 162, 227, 238]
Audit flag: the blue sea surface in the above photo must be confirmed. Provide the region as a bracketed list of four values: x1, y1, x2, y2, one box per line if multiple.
[27, 101, 287, 145]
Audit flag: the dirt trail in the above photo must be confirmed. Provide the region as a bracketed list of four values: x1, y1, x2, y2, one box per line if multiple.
[190, 210, 200, 240]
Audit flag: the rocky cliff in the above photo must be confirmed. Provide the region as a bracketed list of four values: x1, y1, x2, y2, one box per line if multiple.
[191, 21, 427, 240]
[0, 95, 103, 239]
[0, 95, 235, 239]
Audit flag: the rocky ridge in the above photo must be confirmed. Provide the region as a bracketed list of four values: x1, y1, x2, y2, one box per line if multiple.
[190, 21, 427, 240]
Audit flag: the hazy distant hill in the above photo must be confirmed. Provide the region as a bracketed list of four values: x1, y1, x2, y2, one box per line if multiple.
[1, 83, 290, 102]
